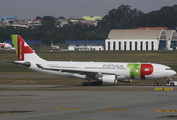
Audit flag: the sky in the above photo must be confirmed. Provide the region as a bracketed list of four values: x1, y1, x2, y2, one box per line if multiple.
[0, 0, 177, 19]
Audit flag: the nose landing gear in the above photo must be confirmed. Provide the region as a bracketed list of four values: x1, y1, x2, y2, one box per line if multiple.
[154, 79, 159, 86]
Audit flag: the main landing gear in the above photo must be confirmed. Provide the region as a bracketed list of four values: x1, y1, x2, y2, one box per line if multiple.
[82, 81, 103, 86]
[154, 79, 159, 86]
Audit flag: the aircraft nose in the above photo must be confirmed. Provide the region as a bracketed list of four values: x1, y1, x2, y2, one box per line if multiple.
[172, 70, 176, 76]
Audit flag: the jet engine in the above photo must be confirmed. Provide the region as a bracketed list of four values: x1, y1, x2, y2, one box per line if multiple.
[118, 79, 132, 83]
[101, 75, 117, 84]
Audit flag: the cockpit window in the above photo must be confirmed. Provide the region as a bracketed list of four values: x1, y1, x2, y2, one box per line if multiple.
[165, 68, 172, 70]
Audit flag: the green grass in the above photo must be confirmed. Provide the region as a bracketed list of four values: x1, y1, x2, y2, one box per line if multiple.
[1, 50, 177, 62]
[0, 50, 177, 85]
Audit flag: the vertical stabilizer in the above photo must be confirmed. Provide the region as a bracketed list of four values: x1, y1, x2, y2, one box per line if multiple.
[51, 40, 53, 47]
[11, 35, 44, 61]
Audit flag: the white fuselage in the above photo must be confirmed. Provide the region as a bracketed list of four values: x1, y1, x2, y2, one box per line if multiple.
[28, 60, 176, 81]
[0, 43, 13, 50]
[51, 46, 60, 50]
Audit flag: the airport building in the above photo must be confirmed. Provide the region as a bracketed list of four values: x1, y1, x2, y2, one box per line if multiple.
[83, 16, 102, 21]
[105, 28, 177, 51]
[65, 40, 105, 51]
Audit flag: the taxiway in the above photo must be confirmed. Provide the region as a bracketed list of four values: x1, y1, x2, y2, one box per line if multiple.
[0, 85, 177, 120]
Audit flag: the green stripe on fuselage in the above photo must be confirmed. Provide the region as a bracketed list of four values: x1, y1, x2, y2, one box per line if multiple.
[127, 63, 141, 79]
[11, 35, 18, 56]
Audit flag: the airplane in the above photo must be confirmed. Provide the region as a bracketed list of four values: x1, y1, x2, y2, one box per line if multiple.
[0, 43, 15, 50]
[51, 41, 60, 50]
[73, 45, 89, 50]
[10, 35, 176, 86]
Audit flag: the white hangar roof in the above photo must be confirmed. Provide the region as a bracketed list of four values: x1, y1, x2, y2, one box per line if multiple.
[165, 30, 177, 40]
[107, 29, 176, 40]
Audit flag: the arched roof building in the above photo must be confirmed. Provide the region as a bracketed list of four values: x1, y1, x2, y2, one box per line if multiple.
[108, 29, 166, 39]
[106, 29, 177, 51]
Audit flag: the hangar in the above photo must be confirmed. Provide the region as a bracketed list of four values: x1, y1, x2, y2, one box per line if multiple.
[105, 29, 177, 50]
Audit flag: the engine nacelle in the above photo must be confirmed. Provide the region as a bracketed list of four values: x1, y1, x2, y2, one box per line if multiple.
[118, 79, 132, 83]
[101, 75, 117, 84]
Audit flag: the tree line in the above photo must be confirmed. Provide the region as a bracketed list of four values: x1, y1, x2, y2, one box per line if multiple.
[0, 4, 177, 44]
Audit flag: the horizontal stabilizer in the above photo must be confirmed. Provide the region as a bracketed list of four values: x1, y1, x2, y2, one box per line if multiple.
[5, 60, 31, 67]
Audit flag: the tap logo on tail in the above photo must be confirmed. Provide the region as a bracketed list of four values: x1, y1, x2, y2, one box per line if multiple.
[11, 35, 33, 61]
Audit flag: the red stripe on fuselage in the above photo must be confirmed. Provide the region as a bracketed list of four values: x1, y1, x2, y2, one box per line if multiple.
[17, 35, 33, 60]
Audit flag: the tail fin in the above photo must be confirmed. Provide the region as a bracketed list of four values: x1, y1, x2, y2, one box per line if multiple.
[11, 35, 44, 61]
[51, 40, 53, 47]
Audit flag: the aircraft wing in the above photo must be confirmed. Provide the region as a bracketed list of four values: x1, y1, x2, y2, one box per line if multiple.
[36, 64, 122, 78]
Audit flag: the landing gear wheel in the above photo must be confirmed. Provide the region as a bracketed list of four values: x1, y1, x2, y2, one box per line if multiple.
[154, 79, 159, 86]
[170, 82, 174, 86]
[154, 83, 158, 86]
[91, 82, 97, 86]
[97, 81, 103, 86]
[83, 81, 103, 86]
[83, 82, 88, 86]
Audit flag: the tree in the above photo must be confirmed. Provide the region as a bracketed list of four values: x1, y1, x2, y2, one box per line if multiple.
[35, 16, 42, 20]
[135, 5, 177, 29]
[41, 16, 57, 30]
[58, 16, 65, 19]
[99, 5, 144, 31]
